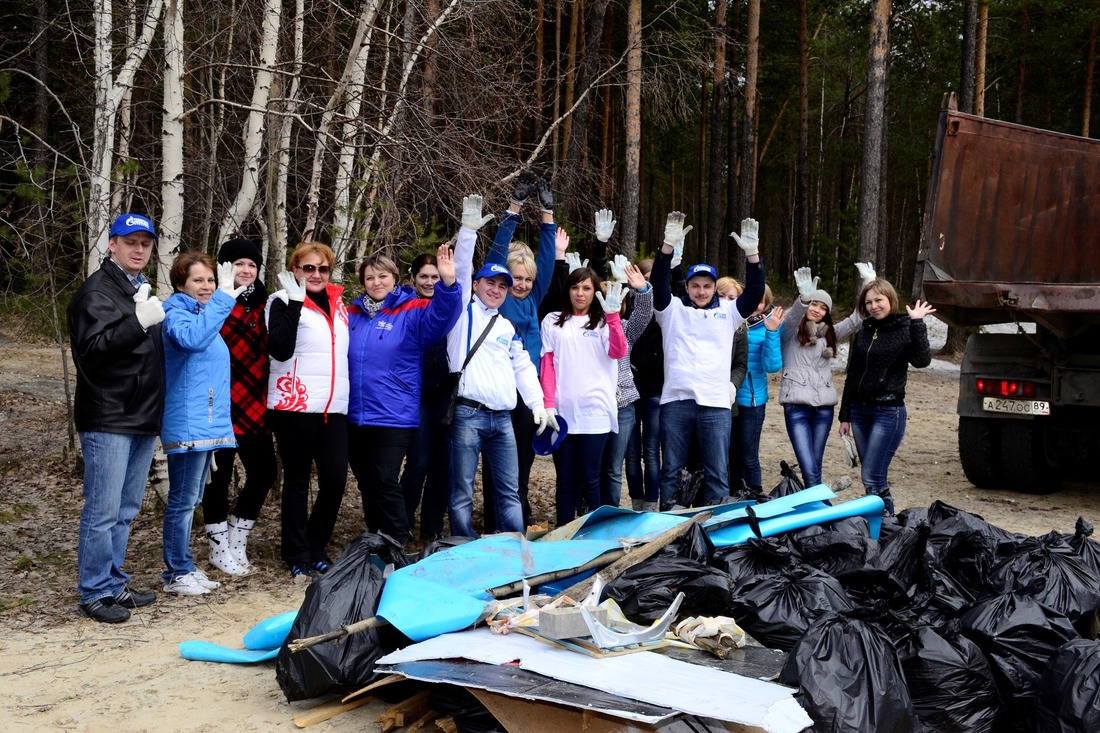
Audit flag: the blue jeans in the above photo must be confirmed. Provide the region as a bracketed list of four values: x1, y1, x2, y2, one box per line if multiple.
[731, 405, 767, 489]
[555, 432, 611, 525]
[629, 395, 661, 502]
[659, 400, 731, 507]
[163, 450, 214, 584]
[849, 403, 906, 515]
[784, 404, 835, 487]
[599, 403, 636, 509]
[449, 405, 523, 537]
[77, 432, 157, 604]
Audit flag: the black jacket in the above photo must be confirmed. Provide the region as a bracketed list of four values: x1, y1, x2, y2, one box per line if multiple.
[68, 260, 165, 434]
[839, 314, 931, 422]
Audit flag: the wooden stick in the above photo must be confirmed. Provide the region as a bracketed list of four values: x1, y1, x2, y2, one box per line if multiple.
[288, 616, 387, 653]
[292, 696, 373, 728]
[551, 511, 713, 603]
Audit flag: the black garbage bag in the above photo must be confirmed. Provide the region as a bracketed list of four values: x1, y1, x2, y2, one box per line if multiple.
[767, 460, 805, 499]
[729, 480, 769, 503]
[925, 501, 1021, 559]
[416, 535, 475, 561]
[897, 506, 930, 528]
[428, 685, 506, 733]
[928, 529, 996, 603]
[658, 520, 715, 564]
[875, 521, 929, 592]
[276, 533, 412, 701]
[985, 531, 1100, 639]
[729, 566, 854, 651]
[670, 467, 706, 508]
[1068, 517, 1100, 578]
[909, 564, 974, 632]
[602, 556, 733, 624]
[712, 536, 802, 587]
[897, 622, 1004, 733]
[778, 611, 921, 733]
[958, 592, 1080, 730]
[1034, 639, 1100, 733]
[796, 530, 878, 578]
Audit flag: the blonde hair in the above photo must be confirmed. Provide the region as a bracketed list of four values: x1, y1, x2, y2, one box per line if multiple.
[637, 258, 654, 277]
[716, 276, 743, 298]
[508, 253, 537, 281]
[509, 241, 534, 259]
[761, 283, 774, 308]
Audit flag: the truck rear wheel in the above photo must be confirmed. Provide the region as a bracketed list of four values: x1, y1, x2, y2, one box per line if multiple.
[999, 421, 1062, 494]
[958, 417, 1003, 488]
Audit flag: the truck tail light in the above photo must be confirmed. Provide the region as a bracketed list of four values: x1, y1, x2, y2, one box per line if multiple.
[975, 378, 1037, 398]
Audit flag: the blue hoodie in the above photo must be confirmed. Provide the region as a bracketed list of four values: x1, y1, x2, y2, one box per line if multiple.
[735, 311, 783, 408]
[347, 281, 461, 428]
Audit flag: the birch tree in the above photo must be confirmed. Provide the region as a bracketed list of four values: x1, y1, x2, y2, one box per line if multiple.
[159, 0, 185, 290]
[87, 0, 164, 275]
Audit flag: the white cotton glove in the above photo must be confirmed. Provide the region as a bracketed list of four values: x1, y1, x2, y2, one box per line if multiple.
[663, 211, 692, 250]
[564, 252, 589, 274]
[277, 270, 307, 302]
[133, 283, 165, 329]
[532, 405, 557, 436]
[545, 407, 561, 435]
[461, 194, 494, 231]
[670, 240, 685, 270]
[595, 281, 624, 313]
[729, 383, 738, 408]
[855, 261, 877, 286]
[609, 254, 630, 283]
[594, 209, 617, 243]
[217, 261, 246, 298]
[794, 266, 818, 299]
[730, 218, 759, 257]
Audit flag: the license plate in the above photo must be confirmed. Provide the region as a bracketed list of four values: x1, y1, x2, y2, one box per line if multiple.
[982, 397, 1050, 416]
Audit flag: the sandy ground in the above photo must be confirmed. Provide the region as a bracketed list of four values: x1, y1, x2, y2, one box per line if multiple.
[1, 319, 1098, 732]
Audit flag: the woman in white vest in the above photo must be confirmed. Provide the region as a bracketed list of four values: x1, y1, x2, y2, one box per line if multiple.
[266, 242, 350, 579]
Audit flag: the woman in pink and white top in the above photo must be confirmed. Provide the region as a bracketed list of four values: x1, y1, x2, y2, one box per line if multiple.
[540, 268, 628, 526]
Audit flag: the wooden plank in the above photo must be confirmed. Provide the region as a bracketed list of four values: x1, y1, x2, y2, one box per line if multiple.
[292, 696, 373, 728]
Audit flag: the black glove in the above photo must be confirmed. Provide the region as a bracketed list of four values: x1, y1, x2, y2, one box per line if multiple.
[537, 177, 554, 213]
[511, 171, 538, 206]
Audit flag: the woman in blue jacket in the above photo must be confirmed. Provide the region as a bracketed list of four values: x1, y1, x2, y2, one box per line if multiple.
[160, 251, 241, 596]
[347, 244, 461, 546]
[731, 284, 784, 492]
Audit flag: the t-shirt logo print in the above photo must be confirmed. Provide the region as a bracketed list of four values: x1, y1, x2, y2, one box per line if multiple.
[274, 358, 309, 411]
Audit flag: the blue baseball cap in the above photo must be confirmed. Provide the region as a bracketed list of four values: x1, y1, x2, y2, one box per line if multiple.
[474, 263, 513, 286]
[532, 414, 569, 456]
[109, 213, 159, 240]
[685, 263, 717, 282]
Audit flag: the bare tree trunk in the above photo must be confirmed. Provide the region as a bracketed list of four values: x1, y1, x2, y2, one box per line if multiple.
[705, 0, 728, 267]
[725, 0, 741, 274]
[976, 0, 988, 116]
[552, 0, 563, 176]
[218, 0, 283, 244]
[565, 0, 610, 220]
[159, 0, 185, 291]
[111, 0, 138, 217]
[795, 0, 810, 267]
[533, 0, 545, 140]
[1015, 9, 1028, 124]
[620, 0, 642, 256]
[856, 0, 890, 269]
[560, 0, 581, 165]
[960, 1, 977, 114]
[736, 0, 760, 280]
[1084, 17, 1097, 137]
[269, 0, 304, 281]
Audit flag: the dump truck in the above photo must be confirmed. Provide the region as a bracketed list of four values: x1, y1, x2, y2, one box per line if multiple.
[915, 95, 1100, 492]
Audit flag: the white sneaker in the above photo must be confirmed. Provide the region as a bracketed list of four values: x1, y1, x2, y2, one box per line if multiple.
[190, 568, 221, 590]
[164, 573, 211, 596]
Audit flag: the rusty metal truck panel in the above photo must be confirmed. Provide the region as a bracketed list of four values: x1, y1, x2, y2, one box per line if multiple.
[918, 103, 1100, 334]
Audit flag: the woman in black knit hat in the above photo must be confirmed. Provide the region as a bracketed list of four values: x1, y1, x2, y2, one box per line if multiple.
[203, 238, 276, 575]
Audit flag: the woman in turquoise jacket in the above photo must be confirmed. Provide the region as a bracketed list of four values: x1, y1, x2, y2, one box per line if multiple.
[732, 284, 784, 492]
[160, 251, 240, 596]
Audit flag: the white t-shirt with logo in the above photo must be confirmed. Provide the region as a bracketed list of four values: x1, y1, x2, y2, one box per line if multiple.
[540, 314, 619, 434]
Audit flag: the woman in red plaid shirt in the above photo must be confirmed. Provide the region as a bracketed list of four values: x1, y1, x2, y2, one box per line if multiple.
[203, 239, 276, 576]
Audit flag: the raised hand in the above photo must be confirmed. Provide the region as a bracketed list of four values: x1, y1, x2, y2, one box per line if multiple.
[663, 211, 693, 249]
[609, 254, 630, 283]
[730, 218, 759, 257]
[217, 261, 246, 298]
[277, 270, 306, 302]
[555, 227, 570, 258]
[763, 305, 784, 331]
[595, 280, 624, 313]
[537, 177, 555, 213]
[906, 299, 937, 320]
[461, 194, 494, 231]
[435, 243, 456, 285]
[855, 262, 877, 286]
[564, 252, 589, 274]
[793, 266, 818, 298]
[594, 209, 617, 243]
[624, 262, 647, 291]
[133, 283, 165, 329]
[511, 171, 538, 206]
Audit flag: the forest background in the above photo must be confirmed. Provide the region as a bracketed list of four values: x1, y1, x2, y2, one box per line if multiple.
[1, 0, 1098, 341]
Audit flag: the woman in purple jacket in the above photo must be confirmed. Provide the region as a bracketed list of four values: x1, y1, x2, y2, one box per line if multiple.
[347, 244, 461, 546]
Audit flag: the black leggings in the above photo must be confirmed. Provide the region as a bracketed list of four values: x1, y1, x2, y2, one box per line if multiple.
[270, 411, 348, 566]
[348, 424, 415, 544]
[203, 433, 277, 524]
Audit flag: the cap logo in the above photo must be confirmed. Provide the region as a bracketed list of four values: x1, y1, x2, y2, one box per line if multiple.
[125, 216, 151, 229]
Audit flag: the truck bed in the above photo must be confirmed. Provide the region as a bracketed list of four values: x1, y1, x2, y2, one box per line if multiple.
[916, 100, 1100, 337]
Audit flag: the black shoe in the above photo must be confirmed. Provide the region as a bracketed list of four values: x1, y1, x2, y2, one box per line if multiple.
[78, 597, 131, 624]
[114, 587, 157, 609]
[311, 560, 331, 575]
[289, 563, 317, 579]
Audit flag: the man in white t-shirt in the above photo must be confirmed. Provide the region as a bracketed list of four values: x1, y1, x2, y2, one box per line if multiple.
[651, 213, 766, 507]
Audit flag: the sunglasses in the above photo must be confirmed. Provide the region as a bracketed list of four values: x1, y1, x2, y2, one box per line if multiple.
[297, 264, 331, 274]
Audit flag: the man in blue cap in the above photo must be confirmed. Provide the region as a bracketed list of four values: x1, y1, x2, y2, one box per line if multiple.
[67, 213, 166, 622]
[445, 195, 550, 537]
[650, 212, 766, 508]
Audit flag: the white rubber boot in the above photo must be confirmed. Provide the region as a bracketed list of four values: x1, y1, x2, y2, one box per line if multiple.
[631, 499, 645, 511]
[206, 522, 249, 576]
[641, 501, 660, 512]
[227, 515, 255, 571]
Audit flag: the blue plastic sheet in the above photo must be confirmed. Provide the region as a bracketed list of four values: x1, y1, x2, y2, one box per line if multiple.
[376, 534, 623, 642]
